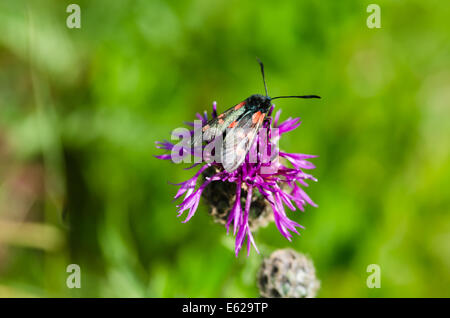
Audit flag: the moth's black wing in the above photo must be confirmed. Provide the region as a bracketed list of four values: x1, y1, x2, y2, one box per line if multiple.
[191, 101, 247, 146]
[221, 110, 266, 172]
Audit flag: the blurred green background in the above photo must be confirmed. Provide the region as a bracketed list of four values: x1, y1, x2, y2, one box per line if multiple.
[0, 0, 449, 297]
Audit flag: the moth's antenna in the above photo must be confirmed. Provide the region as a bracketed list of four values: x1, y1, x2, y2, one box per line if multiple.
[272, 95, 321, 99]
[256, 57, 269, 97]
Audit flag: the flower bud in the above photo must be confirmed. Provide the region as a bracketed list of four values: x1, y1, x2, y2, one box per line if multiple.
[258, 248, 320, 298]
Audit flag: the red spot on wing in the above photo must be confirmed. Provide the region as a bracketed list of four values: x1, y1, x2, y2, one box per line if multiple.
[218, 113, 225, 119]
[228, 120, 237, 128]
[234, 102, 246, 110]
[202, 124, 210, 132]
[252, 111, 262, 124]
[258, 113, 266, 124]
[218, 119, 224, 124]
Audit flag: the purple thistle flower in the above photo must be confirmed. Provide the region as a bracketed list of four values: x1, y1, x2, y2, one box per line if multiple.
[155, 102, 318, 256]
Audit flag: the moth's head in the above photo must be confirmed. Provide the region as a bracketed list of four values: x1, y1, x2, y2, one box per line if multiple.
[247, 94, 272, 110]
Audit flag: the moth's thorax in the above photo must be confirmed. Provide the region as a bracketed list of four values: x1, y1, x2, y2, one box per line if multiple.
[246, 94, 272, 112]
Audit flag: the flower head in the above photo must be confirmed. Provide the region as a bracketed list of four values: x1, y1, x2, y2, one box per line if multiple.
[258, 248, 320, 298]
[155, 102, 318, 256]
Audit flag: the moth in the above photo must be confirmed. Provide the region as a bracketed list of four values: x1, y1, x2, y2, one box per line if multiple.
[193, 59, 320, 172]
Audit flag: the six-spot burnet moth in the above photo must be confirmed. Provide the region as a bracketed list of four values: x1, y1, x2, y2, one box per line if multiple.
[192, 59, 321, 172]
